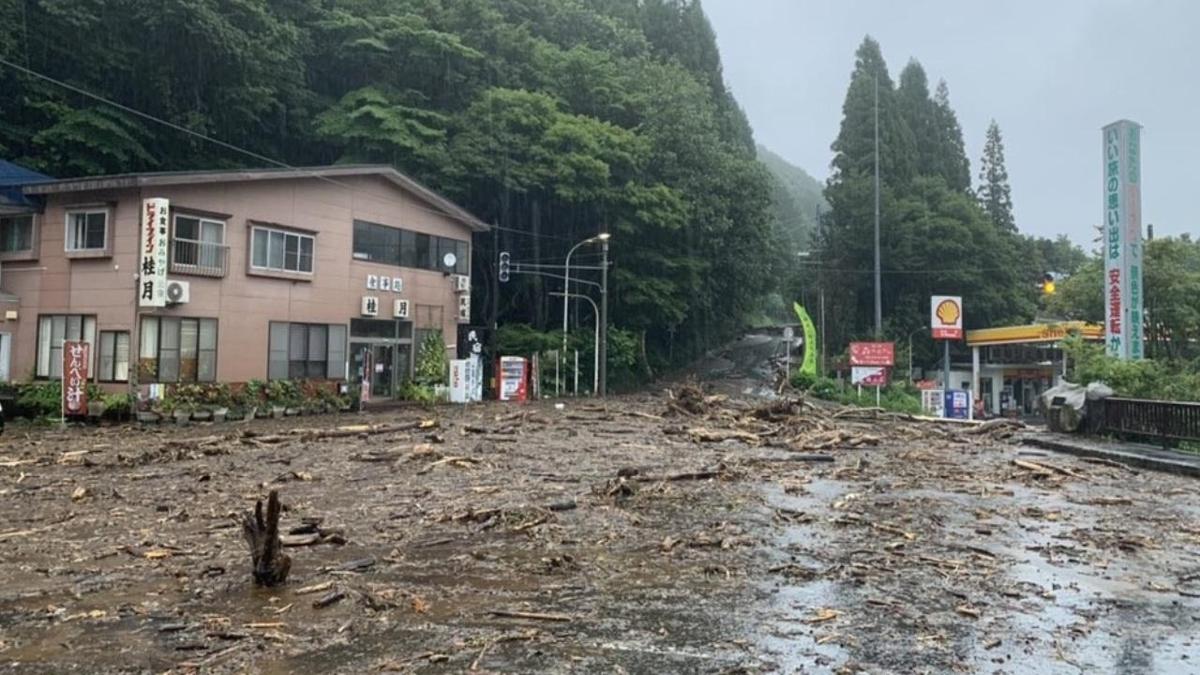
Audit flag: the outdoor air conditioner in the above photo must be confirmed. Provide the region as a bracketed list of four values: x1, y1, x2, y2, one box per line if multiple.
[165, 280, 190, 304]
[457, 294, 470, 321]
[393, 298, 410, 319]
[453, 274, 470, 293]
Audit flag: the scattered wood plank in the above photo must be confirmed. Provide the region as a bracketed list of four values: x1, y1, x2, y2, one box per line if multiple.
[312, 589, 346, 609]
[488, 610, 573, 622]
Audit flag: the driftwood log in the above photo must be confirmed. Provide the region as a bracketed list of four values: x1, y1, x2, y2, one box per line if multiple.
[242, 490, 291, 586]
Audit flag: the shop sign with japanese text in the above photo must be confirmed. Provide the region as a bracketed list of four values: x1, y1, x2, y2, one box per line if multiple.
[1102, 120, 1143, 360]
[849, 341, 895, 367]
[62, 340, 90, 416]
[139, 198, 170, 307]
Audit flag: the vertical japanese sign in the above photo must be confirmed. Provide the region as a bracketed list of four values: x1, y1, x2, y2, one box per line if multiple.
[62, 340, 90, 416]
[140, 198, 170, 307]
[1102, 120, 1143, 360]
[792, 302, 818, 377]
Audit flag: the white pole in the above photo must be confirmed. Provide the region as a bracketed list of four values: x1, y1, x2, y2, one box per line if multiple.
[593, 309, 599, 396]
[876, 385, 881, 407]
[574, 349, 579, 396]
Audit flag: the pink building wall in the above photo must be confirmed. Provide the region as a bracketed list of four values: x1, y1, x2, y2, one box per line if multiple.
[3, 173, 476, 389]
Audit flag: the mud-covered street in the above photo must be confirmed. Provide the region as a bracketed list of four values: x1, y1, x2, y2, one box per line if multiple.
[1, 391, 1199, 674]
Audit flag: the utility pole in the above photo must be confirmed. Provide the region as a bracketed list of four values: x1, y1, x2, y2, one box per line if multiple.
[873, 73, 882, 339]
[598, 237, 609, 397]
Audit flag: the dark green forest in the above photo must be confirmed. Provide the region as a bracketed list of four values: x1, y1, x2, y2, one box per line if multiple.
[1, 0, 776, 375]
[1, 2, 1091, 377]
[814, 37, 1087, 367]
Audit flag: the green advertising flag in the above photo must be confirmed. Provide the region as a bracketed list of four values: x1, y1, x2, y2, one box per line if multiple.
[793, 302, 818, 377]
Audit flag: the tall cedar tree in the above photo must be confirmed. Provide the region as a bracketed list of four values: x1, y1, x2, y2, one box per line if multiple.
[978, 120, 1016, 232]
[932, 80, 971, 192]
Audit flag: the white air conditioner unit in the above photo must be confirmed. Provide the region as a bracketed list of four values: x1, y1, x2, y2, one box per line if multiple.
[457, 294, 470, 322]
[452, 274, 470, 293]
[393, 298, 410, 319]
[165, 280, 190, 304]
[361, 295, 379, 317]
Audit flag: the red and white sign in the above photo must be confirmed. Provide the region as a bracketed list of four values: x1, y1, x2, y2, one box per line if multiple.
[139, 198, 169, 308]
[62, 340, 90, 416]
[849, 341, 895, 367]
[851, 366, 889, 387]
[931, 295, 963, 340]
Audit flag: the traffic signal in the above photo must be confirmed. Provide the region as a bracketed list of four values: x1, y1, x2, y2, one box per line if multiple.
[498, 251, 510, 282]
[1040, 273, 1056, 295]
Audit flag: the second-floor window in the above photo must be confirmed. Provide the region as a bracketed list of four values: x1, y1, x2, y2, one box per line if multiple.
[0, 214, 33, 252]
[251, 226, 313, 274]
[65, 209, 107, 251]
[353, 220, 469, 275]
[174, 214, 226, 273]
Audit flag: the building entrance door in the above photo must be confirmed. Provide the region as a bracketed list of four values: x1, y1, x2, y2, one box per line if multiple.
[371, 344, 393, 398]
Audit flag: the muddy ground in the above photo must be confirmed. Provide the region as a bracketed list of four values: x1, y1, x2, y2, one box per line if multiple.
[1, 391, 1198, 674]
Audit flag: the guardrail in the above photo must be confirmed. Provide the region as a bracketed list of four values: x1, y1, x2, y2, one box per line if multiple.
[1096, 397, 1200, 446]
[170, 239, 228, 277]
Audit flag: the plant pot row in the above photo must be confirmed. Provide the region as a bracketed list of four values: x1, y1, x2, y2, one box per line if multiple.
[138, 403, 342, 425]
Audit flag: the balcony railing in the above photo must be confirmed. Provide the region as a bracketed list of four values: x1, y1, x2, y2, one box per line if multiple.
[170, 238, 228, 277]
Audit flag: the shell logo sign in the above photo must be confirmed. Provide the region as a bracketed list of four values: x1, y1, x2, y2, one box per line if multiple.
[931, 295, 963, 340]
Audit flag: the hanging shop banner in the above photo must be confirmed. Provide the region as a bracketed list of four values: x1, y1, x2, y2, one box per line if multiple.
[792, 302, 818, 377]
[139, 198, 170, 307]
[1101, 120, 1144, 360]
[62, 340, 90, 416]
[931, 296, 963, 340]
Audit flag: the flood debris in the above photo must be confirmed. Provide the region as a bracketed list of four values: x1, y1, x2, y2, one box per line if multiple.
[241, 489, 291, 586]
[2, 389, 1198, 673]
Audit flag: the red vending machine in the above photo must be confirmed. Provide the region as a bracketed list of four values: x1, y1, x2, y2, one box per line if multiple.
[497, 356, 528, 402]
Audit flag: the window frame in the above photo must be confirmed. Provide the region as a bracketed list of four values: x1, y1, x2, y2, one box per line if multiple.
[267, 321, 347, 381]
[250, 224, 315, 275]
[35, 314, 97, 379]
[351, 219, 470, 275]
[64, 207, 109, 253]
[97, 330, 131, 383]
[138, 316, 218, 384]
[0, 213, 35, 254]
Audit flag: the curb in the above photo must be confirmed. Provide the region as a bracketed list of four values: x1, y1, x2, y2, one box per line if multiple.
[1021, 434, 1200, 478]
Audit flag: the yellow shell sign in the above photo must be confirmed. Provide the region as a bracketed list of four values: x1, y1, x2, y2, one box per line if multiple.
[931, 295, 963, 340]
[935, 299, 960, 326]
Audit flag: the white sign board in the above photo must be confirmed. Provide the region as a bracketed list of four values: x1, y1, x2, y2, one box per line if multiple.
[139, 198, 170, 307]
[1102, 120, 1144, 360]
[851, 366, 887, 386]
[449, 359, 470, 403]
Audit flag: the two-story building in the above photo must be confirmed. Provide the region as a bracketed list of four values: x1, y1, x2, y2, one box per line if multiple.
[0, 164, 487, 398]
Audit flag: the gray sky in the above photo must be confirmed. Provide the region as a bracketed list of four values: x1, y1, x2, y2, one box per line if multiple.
[703, 0, 1198, 246]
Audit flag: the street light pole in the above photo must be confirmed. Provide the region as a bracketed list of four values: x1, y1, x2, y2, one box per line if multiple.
[873, 73, 882, 339]
[599, 237, 609, 397]
[551, 292, 599, 394]
[563, 233, 609, 395]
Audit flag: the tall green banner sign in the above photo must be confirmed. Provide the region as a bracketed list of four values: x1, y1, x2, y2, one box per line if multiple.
[793, 302, 818, 377]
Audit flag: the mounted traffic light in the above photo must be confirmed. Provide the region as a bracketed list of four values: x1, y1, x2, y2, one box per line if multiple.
[498, 251, 510, 283]
[1040, 272, 1056, 295]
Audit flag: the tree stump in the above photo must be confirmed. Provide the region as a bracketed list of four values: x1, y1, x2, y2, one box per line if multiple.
[242, 490, 291, 586]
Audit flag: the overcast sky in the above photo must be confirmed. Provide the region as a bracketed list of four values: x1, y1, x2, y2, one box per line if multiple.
[703, 0, 1198, 246]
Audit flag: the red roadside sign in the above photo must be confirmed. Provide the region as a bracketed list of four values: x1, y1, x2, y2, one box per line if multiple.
[62, 340, 90, 416]
[849, 341, 895, 367]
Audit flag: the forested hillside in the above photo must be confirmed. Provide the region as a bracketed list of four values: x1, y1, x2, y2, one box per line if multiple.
[756, 144, 826, 256]
[0, 0, 775, 373]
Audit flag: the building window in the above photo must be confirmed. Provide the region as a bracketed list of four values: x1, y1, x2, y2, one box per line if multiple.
[173, 214, 227, 275]
[139, 316, 217, 383]
[251, 226, 313, 274]
[0, 214, 33, 252]
[98, 331, 130, 382]
[352, 220, 469, 274]
[65, 209, 107, 251]
[36, 315, 96, 378]
[268, 322, 347, 380]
